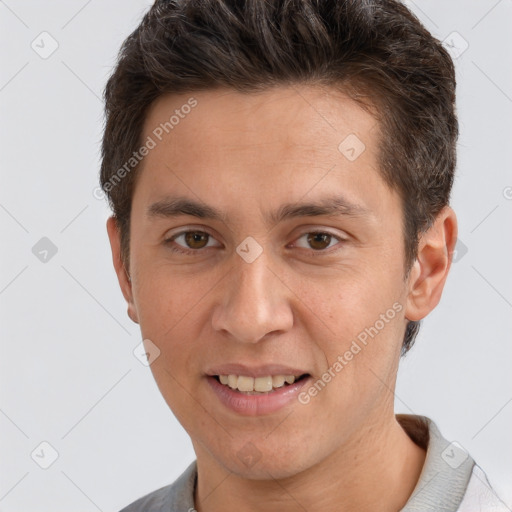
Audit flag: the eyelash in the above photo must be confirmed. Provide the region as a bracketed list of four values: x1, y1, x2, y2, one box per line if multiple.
[164, 230, 346, 256]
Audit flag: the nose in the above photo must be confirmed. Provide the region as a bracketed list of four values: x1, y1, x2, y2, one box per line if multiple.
[211, 251, 294, 344]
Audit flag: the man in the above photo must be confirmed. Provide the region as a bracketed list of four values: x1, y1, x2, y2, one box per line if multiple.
[100, 1, 507, 510]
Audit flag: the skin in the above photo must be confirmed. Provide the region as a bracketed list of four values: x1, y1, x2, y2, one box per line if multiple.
[107, 86, 458, 512]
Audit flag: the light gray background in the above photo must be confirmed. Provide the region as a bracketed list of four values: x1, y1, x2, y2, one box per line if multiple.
[1, 1, 511, 510]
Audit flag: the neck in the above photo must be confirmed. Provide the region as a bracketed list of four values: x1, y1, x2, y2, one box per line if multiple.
[194, 414, 426, 512]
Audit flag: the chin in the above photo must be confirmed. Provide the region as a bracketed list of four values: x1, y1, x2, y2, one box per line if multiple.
[206, 437, 320, 481]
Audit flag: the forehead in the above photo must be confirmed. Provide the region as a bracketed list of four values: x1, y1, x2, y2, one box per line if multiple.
[142, 85, 378, 156]
[135, 86, 398, 224]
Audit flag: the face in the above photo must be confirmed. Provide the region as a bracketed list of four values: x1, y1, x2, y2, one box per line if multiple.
[113, 86, 417, 478]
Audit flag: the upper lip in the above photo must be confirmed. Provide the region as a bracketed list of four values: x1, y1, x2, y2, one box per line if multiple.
[206, 363, 310, 378]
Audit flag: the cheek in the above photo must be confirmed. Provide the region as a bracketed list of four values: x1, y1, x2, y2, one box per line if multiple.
[130, 262, 220, 386]
[298, 268, 404, 399]
[131, 258, 211, 338]
[300, 267, 402, 343]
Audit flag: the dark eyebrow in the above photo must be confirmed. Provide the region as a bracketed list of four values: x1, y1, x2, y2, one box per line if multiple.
[267, 195, 370, 225]
[147, 194, 370, 226]
[148, 197, 228, 223]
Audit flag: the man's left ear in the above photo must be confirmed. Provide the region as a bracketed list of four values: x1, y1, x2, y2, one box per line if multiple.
[404, 206, 458, 322]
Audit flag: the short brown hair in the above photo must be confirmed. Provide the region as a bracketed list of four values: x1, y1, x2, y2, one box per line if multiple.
[100, 0, 457, 354]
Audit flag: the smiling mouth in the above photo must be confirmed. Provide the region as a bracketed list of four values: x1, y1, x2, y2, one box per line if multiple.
[213, 373, 310, 394]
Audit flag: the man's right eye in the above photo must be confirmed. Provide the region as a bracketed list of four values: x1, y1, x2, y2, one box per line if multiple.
[165, 230, 221, 255]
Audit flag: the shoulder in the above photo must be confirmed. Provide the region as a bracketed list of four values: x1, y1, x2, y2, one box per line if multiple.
[118, 461, 197, 512]
[119, 483, 174, 512]
[457, 464, 510, 512]
[398, 415, 509, 512]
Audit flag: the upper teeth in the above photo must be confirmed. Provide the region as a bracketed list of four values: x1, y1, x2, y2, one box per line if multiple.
[218, 374, 298, 392]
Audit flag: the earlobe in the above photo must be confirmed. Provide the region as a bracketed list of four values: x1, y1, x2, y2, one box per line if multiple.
[404, 206, 458, 322]
[106, 216, 139, 324]
[126, 304, 139, 324]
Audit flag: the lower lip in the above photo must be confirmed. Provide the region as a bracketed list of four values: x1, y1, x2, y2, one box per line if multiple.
[206, 375, 311, 416]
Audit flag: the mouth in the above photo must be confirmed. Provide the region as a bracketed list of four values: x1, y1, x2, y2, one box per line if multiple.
[205, 364, 313, 415]
[213, 373, 310, 395]
[207, 372, 312, 415]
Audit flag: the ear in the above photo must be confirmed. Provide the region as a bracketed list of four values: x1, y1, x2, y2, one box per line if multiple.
[106, 216, 139, 324]
[404, 206, 458, 322]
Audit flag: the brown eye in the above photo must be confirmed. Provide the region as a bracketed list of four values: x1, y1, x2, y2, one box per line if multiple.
[166, 229, 221, 255]
[307, 232, 332, 250]
[184, 231, 210, 249]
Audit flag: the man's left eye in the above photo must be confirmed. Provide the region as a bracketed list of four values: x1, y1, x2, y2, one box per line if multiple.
[293, 232, 345, 251]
